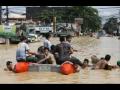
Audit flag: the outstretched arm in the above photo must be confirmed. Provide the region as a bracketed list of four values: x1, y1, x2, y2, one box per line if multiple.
[37, 55, 49, 64]
[27, 50, 38, 55]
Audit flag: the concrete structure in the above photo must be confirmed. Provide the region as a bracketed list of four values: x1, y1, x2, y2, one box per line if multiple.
[29, 64, 60, 72]
[2, 13, 26, 22]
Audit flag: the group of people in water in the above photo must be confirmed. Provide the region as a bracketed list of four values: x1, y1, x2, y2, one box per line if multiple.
[5, 33, 120, 75]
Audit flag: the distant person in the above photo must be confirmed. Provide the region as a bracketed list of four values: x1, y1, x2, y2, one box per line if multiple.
[44, 33, 52, 51]
[55, 36, 82, 67]
[117, 60, 120, 67]
[16, 36, 38, 63]
[91, 55, 100, 65]
[81, 59, 90, 69]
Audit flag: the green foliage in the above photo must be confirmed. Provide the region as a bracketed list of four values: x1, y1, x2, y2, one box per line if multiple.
[103, 17, 118, 34]
[35, 6, 101, 33]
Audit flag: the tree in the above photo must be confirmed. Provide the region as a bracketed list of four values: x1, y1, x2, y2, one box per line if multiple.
[30, 6, 101, 32]
[72, 6, 101, 33]
[103, 17, 118, 34]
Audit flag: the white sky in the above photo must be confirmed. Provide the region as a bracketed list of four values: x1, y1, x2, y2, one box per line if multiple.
[2, 6, 120, 16]
[2, 6, 120, 24]
[92, 6, 120, 16]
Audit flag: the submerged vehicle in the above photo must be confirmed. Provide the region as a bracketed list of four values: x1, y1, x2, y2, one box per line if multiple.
[54, 23, 75, 37]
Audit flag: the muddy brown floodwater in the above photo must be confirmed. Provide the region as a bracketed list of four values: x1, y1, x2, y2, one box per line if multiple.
[0, 36, 120, 84]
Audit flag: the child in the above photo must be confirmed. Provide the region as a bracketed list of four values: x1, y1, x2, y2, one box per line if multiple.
[82, 59, 90, 69]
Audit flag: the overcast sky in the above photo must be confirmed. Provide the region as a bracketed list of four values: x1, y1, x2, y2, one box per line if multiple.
[92, 6, 120, 16]
[2, 6, 120, 16]
[2, 6, 120, 24]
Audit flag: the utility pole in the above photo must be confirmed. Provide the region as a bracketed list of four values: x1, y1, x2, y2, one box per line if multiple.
[0, 6, 1, 24]
[6, 6, 9, 24]
[119, 10, 120, 36]
[53, 8, 56, 33]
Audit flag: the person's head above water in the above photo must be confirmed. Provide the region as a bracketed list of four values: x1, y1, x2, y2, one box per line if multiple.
[6, 61, 13, 71]
[91, 55, 99, 64]
[6, 61, 12, 66]
[83, 59, 89, 65]
[117, 60, 120, 67]
[45, 33, 52, 40]
[105, 54, 111, 61]
[37, 46, 44, 53]
[20, 36, 27, 42]
[44, 47, 50, 55]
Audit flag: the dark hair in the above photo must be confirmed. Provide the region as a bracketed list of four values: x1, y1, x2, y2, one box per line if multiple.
[66, 35, 72, 40]
[84, 59, 89, 63]
[44, 47, 49, 51]
[51, 45, 56, 50]
[20, 36, 27, 41]
[45, 33, 51, 39]
[100, 57, 105, 60]
[105, 54, 111, 61]
[59, 36, 65, 42]
[6, 61, 12, 66]
[51, 45, 56, 51]
[37, 46, 44, 53]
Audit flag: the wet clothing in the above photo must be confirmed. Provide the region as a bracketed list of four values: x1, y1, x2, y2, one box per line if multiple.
[26, 56, 38, 63]
[44, 39, 52, 50]
[56, 42, 71, 62]
[56, 42, 82, 66]
[16, 42, 29, 61]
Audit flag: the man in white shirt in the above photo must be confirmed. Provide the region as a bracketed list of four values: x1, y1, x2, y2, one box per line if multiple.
[16, 36, 37, 62]
[44, 33, 52, 51]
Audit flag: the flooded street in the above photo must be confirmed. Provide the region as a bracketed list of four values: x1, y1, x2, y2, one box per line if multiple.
[0, 36, 120, 84]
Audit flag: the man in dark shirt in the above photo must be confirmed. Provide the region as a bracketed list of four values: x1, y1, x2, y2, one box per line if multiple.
[55, 36, 82, 67]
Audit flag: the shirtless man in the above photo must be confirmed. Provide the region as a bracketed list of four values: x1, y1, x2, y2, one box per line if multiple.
[37, 47, 56, 65]
[95, 55, 117, 70]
